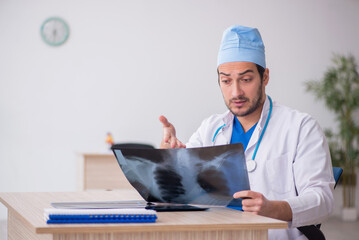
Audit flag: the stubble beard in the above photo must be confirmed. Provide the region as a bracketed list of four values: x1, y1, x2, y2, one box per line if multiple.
[226, 83, 264, 117]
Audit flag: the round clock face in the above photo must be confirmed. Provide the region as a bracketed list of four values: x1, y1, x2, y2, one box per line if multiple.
[41, 17, 69, 46]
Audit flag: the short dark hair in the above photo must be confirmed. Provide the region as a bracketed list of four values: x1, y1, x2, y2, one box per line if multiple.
[256, 64, 265, 80]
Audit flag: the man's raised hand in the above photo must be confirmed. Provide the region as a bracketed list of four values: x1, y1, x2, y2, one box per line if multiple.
[159, 115, 186, 149]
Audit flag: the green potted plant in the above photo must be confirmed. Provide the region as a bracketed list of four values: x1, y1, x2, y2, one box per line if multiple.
[306, 54, 359, 221]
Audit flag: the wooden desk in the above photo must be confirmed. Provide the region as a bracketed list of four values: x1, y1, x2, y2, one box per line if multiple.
[77, 153, 133, 190]
[0, 191, 287, 240]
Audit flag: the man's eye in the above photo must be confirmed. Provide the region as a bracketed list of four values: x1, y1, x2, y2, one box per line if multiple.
[221, 79, 230, 84]
[242, 78, 252, 82]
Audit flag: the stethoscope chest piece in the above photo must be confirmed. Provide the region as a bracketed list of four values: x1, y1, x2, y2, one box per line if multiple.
[246, 160, 257, 172]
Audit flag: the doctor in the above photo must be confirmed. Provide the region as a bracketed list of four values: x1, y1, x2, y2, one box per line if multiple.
[159, 25, 334, 239]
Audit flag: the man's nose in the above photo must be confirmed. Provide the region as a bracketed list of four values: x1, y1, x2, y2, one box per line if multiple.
[232, 81, 244, 97]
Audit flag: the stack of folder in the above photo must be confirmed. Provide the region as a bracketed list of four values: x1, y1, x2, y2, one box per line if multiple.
[44, 208, 157, 224]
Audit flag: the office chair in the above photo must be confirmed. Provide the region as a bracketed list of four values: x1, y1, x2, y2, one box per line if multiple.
[110, 143, 155, 150]
[297, 167, 343, 240]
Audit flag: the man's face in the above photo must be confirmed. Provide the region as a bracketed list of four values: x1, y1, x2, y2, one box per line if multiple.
[218, 62, 268, 118]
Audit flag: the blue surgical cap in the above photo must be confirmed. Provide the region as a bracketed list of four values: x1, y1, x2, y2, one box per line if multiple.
[217, 25, 266, 68]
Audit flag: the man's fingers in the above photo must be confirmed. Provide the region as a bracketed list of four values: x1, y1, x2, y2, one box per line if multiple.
[163, 135, 170, 144]
[234, 191, 267, 215]
[233, 190, 257, 199]
[241, 198, 257, 207]
[177, 140, 186, 148]
[162, 138, 186, 149]
[242, 205, 260, 213]
[159, 115, 171, 128]
[159, 115, 184, 149]
[160, 116, 174, 143]
[170, 136, 177, 148]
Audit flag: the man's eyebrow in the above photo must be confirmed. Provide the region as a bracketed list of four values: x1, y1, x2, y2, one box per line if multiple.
[218, 69, 254, 76]
[239, 70, 254, 75]
[219, 72, 230, 76]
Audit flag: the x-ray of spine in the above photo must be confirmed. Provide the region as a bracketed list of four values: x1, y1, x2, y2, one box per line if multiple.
[113, 143, 250, 206]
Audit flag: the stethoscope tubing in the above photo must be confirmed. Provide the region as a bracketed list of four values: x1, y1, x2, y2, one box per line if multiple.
[251, 96, 272, 160]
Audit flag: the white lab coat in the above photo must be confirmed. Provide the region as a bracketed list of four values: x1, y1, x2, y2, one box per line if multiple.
[187, 96, 335, 240]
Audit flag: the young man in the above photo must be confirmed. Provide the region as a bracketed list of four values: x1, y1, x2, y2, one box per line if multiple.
[159, 25, 334, 239]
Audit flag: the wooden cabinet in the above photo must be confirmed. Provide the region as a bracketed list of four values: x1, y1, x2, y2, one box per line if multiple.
[78, 153, 133, 190]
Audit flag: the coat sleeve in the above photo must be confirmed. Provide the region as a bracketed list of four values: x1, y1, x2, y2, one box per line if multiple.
[186, 114, 224, 148]
[284, 116, 335, 228]
[186, 119, 206, 148]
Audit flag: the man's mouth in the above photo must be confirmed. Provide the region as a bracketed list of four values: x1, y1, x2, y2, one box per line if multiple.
[231, 99, 247, 107]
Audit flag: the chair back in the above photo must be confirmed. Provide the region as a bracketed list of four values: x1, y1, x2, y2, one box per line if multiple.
[111, 143, 155, 150]
[333, 167, 343, 189]
[297, 167, 343, 240]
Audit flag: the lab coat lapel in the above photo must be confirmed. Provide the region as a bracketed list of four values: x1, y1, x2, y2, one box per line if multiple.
[245, 96, 270, 157]
[216, 112, 234, 145]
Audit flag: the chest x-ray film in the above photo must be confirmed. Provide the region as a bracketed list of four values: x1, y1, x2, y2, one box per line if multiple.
[112, 143, 250, 206]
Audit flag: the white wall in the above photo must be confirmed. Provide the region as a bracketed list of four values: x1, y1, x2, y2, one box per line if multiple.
[1, 0, 359, 220]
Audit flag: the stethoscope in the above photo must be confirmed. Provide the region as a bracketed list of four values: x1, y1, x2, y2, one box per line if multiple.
[212, 96, 273, 172]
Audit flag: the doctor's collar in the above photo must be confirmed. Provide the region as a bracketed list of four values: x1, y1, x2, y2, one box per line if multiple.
[256, 95, 271, 130]
[220, 111, 234, 128]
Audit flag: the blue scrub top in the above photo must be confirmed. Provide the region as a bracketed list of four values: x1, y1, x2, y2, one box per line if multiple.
[230, 117, 257, 150]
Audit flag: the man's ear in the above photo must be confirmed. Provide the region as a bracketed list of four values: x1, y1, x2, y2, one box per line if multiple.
[263, 68, 269, 86]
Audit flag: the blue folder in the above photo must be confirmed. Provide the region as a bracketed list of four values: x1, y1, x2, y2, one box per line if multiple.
[45, 208, 157, 224]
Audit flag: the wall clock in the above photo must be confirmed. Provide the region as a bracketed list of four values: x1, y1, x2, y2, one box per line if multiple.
[40, 17, 69, 46]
